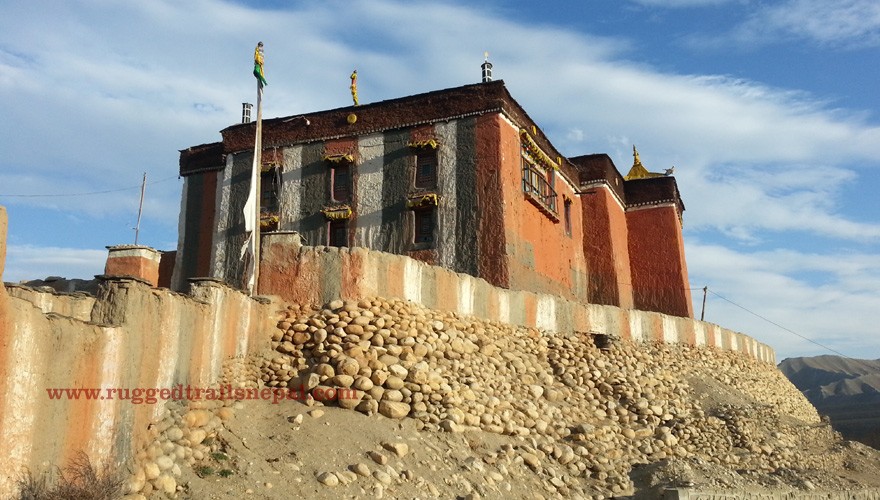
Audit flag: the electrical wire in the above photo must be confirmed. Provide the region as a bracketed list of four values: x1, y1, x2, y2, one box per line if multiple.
[0, 175, 179, 198]
[614, 282, 861, 358]
[705, 288, 855, 359]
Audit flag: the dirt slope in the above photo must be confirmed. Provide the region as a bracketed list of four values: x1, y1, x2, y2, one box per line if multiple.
[112, 299, 880, 499]
[779, 355, 880, 449]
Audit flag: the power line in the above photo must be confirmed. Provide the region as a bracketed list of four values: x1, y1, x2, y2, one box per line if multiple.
[705, 288, 854, 359]
[0, 175, 178, 198]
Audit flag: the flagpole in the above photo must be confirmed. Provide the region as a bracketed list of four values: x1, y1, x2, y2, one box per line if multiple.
[253, 79, 263, 296]
[243, 41, 266, 296]
[134, 171, 146, 245]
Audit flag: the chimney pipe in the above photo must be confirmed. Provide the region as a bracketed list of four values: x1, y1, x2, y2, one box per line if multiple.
[481, 52, 493, 83]
[242, 102, 253, 124]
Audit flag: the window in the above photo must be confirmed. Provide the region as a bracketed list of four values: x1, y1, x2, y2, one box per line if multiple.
[328, 219, 348, 247]
[519, 129, 560, 221]
[414, 208, 435, 244]
[415, 149, 437, 189]
[260, 166, 280, 232]
[260, 169, 280, 214]
[521, 158, 558, 216]
[564, 198, 572, 236]
[332, 164, 351, 203]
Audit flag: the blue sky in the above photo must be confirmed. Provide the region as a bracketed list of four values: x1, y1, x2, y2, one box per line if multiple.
[1, 0, 878, 360]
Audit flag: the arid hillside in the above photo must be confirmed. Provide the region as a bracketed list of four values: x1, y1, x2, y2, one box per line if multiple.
[780, 355, 880, 450]
[113, 299, 880, 499]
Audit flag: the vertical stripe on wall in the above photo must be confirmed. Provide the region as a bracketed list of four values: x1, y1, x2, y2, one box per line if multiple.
[475, 114, 509, 288]
[171, 179, 190, 291]
[380, 130, 410, 254]
[356, 134, 385, 249]
[458, 276, 474, 317]
[180, 175, 204, 286]
[196, 171, 218, 278]
[1, 320, 39, 474]
[497, 292, 511, 325]
[91, 326, 124, 459]
[280, 145, 304, 232]
[662, 315, 678, 344]
[629, 314, 645, 342]
[435, 122, 458, 269]
[403, 257, 422, 303]
[694, 322, 707, 347]
[454, 118, 479, 276]
[297, 143, 329, 246]
[211, 154, 235, 282]
[536, 295, 557, 332]
[220, 153, 254, 287]
[173, 170, 220, 290]
[156, 299, 183, 390]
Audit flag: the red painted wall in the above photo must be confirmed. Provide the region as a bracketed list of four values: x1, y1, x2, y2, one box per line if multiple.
[626, 205, 693, 318]
[475, 114, 510, 288]
[580, 186, 634, 308]
[104, 255, 160, 287]
[494, 119, 587, 301]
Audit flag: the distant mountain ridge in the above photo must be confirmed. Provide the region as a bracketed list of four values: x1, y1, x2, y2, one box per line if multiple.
[779, 355, 880, 449]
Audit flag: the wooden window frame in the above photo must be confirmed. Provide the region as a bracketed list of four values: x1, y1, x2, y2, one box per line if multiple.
[260, 168, 280, 214]
[331, 163, 352, 203]
[563, 197, 572, 236]
[328, 219, 348, 247]
[414, 148, 438, 189]
[413, 207, 436, 246]
[521, 157, 558, 219]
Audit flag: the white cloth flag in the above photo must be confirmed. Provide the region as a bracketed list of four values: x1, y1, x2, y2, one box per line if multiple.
[240, 87, 262, 292]
[240, 150, 258, 292]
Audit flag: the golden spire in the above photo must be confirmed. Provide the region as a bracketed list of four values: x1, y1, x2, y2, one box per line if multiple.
[350, 70, 359, 106]
[624, 145, 659, 180]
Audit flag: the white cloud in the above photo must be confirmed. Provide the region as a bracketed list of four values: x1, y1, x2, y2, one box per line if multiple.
[566, 128, 585, 143]
[681, 164, 880, 242]
[733, 0, 880, 48]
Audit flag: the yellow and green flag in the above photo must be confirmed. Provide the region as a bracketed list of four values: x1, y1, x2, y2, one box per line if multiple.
[253, 42, 267, 86]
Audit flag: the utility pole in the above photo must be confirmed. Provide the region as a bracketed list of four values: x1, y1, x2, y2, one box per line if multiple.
[700, 286, 708, 321]
[134, 172, 146, 245]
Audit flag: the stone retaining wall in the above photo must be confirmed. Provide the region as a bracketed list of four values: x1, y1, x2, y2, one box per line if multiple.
[259, 232, 775, 364]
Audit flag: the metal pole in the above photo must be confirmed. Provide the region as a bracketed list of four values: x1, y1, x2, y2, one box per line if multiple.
[134, 172, 146, 245]
[700, 286, 708, 321]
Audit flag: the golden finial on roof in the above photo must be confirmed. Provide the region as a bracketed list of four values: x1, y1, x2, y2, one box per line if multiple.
[624, 145, 662, 180]
[350, 70, 359, 106]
